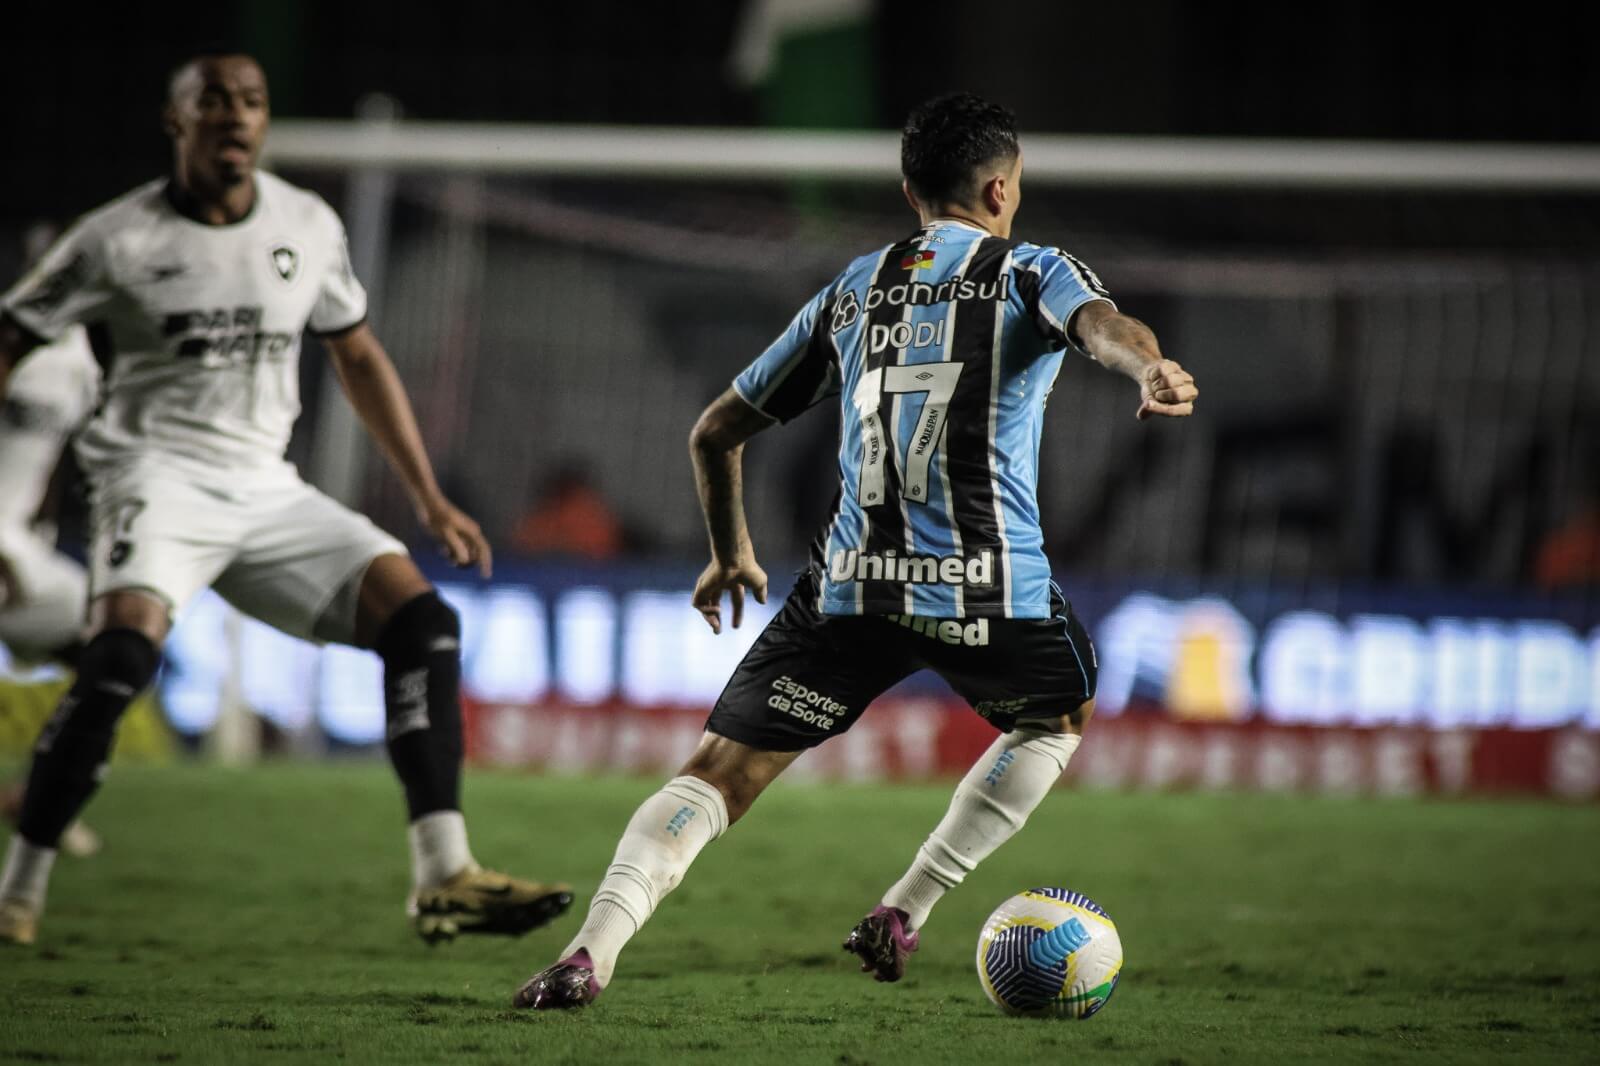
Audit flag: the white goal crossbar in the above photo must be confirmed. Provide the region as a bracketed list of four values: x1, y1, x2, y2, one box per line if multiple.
[267, 120, 1600, 191]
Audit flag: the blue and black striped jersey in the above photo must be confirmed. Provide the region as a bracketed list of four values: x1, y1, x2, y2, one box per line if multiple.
[734, 219, 1112, 619]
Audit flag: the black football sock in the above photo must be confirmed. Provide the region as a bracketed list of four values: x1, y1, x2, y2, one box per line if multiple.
[375, 592, 464, 821]
[19, 628, 161, 847]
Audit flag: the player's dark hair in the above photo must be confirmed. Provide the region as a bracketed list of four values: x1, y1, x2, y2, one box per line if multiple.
[165, 45, 260, 103]
[901, 93, 1019, 206]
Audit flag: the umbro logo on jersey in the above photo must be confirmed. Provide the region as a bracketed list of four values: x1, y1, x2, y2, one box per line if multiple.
[149, 264, 187, 282]
[270, 243, 300, 283]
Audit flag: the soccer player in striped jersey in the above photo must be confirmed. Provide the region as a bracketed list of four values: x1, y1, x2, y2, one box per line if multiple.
[515, 93, 1197, 1008]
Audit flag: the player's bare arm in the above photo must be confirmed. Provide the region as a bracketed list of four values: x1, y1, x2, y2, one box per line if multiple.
[688, 387, 775, 633]
[1072, 300, 1198, 421]
[321, 323, 492, 577]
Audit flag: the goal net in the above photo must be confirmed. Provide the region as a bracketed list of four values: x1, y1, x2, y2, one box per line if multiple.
[265, 121, 1600, 589]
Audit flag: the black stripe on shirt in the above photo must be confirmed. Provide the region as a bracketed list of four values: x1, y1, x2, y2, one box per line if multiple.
[760, 294, 840, 423]
[1013, 266, 1057, 346]
[941, 236, 1016, 614]
[857, 233, 924, 606]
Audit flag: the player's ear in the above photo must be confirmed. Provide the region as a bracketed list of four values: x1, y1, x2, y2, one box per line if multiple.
[161, 102, 180, 139]
[902, 179, 920, 215]
[981, 173, 1007, 217]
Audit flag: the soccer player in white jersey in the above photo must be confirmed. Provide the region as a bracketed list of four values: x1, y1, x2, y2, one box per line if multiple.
[0, 226, 99, 670]
[515, 94, 1198, 1008]
[0, 52, 571, 946]
[0, 224, 102, 859]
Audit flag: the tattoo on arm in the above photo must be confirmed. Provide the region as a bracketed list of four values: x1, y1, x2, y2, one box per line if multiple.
[1084, 310, 1163, 380]
[690, 389, 773, 565]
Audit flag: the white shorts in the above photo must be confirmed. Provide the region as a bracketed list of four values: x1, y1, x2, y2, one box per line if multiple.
[0, 525, 87, 658]
[88, 462, 408, 645]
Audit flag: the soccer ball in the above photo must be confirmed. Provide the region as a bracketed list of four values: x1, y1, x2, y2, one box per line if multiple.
[975, 887, 1123, 1018]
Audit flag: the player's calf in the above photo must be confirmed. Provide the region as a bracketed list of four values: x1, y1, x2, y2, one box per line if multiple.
[865, 713, 1086, 968]
[374, 589, 575, 943]
[376, 591, 465, 826]
[0, 627, 159, 943]
[514, 771, 731, 1004]
[17, 628, 160, 848]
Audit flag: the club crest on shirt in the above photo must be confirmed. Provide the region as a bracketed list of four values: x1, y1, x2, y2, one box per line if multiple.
[269, 242, 301, 284]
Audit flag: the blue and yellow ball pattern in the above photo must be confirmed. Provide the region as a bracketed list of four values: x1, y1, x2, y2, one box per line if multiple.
[975, 887, 1122, 1018]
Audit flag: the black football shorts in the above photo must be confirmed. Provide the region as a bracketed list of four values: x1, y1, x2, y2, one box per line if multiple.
[705, 570, 1098, 751]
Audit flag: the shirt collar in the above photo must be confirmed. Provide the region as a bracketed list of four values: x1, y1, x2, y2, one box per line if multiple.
[923, 217, 993, 237]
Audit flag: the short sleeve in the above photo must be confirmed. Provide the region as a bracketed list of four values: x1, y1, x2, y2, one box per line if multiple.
[307, 211, 368, 336]
[1, 222, 114, 342]
[732, 285, 842, 423]
[1025, 247, 1114, 356]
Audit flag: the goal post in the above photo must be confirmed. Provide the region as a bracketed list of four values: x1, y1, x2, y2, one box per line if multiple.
[266, 120, 1600, 191]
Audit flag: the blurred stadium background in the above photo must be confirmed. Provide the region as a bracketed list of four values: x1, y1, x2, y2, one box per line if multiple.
[2, 0, 1598, 799]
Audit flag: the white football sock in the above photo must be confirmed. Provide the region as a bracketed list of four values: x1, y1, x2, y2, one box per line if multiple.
[408, 810, 475, 890]
[0, 835, 58, 910]
[562, 775, 729, 985]
[883, 728, 1081, 931]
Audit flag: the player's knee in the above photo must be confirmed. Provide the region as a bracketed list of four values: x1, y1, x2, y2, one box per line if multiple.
[678, 762, 756, 824]
[1008, 726, 1079, 774]
[374, 591, 460, 663]
[64, 628, 161, 729]
[1018, 699, 1093, 739]
[79, 627, 161, 689]
[714, 784, 756, 824]
[678, 733, 789, 824]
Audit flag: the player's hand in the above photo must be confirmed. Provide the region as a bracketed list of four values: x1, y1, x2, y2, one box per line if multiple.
[1136, 360, 1198, 420]
[692, 558, 768, 634]
[420, 495, 493, 578]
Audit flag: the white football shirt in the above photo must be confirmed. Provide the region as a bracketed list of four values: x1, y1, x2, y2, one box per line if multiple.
[0, 326, 99, 528]
[0, 171, 367, 479]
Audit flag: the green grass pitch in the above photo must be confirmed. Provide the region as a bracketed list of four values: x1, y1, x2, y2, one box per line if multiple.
[1, 761, 1596, 1065]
